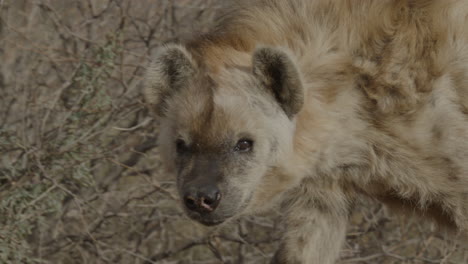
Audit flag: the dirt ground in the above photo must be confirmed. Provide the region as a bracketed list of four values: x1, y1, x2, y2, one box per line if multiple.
[0, 0, 466, 263]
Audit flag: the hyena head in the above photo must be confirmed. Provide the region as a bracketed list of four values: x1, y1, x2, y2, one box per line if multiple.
[144, 44, 304, 226]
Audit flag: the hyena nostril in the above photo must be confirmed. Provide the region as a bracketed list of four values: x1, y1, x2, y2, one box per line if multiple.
[198, 191, 221, 211]
[183, 187, 221, 214]
[184, 196, 197, 211]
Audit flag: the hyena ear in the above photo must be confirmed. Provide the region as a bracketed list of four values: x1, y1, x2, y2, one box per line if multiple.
[144, 44, 196, 117]
[252, 47, 304, 118]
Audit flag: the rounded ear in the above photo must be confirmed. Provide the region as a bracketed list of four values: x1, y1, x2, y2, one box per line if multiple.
[144, 44, 197, 117]
[252, 47, 304, 118]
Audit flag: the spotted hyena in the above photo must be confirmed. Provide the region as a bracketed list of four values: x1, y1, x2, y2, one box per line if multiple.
[144, 0, 468, 263]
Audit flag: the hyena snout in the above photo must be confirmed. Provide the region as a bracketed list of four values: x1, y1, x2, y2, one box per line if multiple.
[183, 183, 221, 214]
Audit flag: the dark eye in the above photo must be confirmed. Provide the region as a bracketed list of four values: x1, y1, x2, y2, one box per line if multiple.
[176, 139, 189, 154]
[234, 139, 253, 152]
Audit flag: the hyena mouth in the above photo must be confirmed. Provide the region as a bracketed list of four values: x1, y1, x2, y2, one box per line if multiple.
[198, 219, 225, 226]
[185, 211, 229, 226]
[188, 193, 253, 226]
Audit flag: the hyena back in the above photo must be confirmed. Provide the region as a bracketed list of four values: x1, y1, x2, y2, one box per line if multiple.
[144, 0, 468, 263]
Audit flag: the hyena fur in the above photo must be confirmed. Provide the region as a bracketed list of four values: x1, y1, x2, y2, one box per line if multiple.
[144, 0, 468, 263]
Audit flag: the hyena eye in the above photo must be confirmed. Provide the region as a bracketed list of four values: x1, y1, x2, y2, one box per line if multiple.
[234, 139, 254, 152]
[176, 139, 189, 154]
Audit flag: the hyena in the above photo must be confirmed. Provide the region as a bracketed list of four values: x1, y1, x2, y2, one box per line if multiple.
[144, 0, 468, 263]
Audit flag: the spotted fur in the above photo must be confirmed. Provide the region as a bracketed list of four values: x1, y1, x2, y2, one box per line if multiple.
[145, 0, 468, 263]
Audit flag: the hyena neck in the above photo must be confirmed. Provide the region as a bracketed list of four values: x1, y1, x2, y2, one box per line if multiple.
[185, 27, 364, 176]
[185, 19, 370, 183]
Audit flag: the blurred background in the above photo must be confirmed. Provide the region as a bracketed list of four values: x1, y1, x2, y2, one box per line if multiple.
[0, 0, 466, 263]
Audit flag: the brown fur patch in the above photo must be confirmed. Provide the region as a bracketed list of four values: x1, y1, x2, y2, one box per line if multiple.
[377, 190, 457, 230]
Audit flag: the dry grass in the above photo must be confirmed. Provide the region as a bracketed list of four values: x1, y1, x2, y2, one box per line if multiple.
[0, 0, 466, 263]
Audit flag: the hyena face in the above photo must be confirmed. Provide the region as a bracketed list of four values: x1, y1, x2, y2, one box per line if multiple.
[145, 45, 304, 225]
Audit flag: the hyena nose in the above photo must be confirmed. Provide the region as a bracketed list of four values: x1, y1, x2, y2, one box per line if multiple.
[183, 186, 221, 214]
